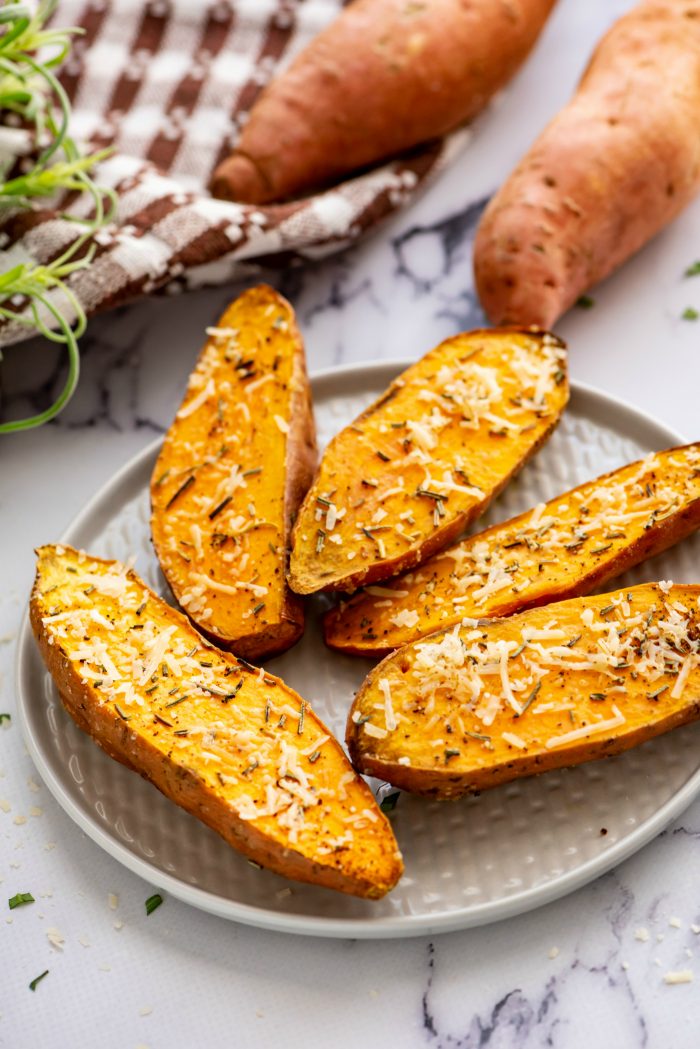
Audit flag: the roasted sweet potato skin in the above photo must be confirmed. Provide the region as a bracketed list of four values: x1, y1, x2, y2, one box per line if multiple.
[325, 444, 700, 656]
[210, 0, 557, 204]
[347, 584, 700, 799]
[31, 546, 403, 899]
[151, 285, 316, 661]
[289, 329, 568, 595]
[474, 0, 700, 328]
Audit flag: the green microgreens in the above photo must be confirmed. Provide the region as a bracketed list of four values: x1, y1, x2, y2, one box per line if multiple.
[0, 0, 115, 432]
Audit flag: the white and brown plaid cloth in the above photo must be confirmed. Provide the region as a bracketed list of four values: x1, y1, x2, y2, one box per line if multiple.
[0, 0, 470, 347]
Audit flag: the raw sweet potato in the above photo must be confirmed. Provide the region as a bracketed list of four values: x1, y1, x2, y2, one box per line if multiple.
[31, 545, 404, 899]
[151, 285, 316, 661]
[347, 583, 700, 799]
[210, 0, 557, 204]
[325, 443, 700, 656]
[474, 0, 700, 328]
[288, 329, 568, 595]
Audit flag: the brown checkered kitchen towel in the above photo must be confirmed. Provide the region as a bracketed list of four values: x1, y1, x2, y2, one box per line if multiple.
[0, 0, 470, 347]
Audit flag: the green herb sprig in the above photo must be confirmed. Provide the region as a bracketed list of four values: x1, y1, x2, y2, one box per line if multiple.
[0, 0, 115, 433]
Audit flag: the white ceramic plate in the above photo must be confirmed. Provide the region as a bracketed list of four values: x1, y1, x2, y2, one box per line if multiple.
[16, 361, 700, 938]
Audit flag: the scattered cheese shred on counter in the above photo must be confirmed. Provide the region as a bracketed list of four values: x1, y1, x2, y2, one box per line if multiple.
[663, 970, 694, 985]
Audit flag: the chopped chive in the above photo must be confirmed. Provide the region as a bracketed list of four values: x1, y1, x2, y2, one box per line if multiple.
[590, 692, 607, 701]
[503, 540, 523, 549]
[277, 714, 287, 729]
[308, 750, 321, 764]
[242, 759, 259, 776]
[566, 634, 582, 648]
[8, 892, 34, 910]
[268, 542, 278, 555]
[599, 604, 615, 616]
[0, 713, 10, 725]
[444, 748, 461, 762]
[165, 474, 195, 509]
[510, 643, 526, 659]
[682, 307, 699, 321]
[297, 701, 305, 736]
[554, 369, 565, 385]
[114, 704, 130, 721]
[376, 450, 391, 462]
[145, 893, 163, 916]
[356, 713, 371, 725]
[252, 602, 265, 616]
[144, 684, 158, 695]
[415, 488, 447, 501]
[154, 470, 171, 487]
[29, 970, 49, 992]
[153, 713, 172, 728]
[242, 467, 262, 478]
[200, 685, 230, 699]
[222, 680, 244, 703]
[380, 791, 400, 813]
[237, 658, 258, 673]
[316, 529, 326, 554]
[647, 686, 668, 700]
[315, 495, 332, 507]
[591, 544, 612, 556]
[186, 645, 198, 658]
[264, 700, 270, 723]
[576, 295, 595, 309]
[174, 729, 189, 737]
[516, 681, 541, 718]
[464, 729, 494, 749]
[685, 261, 700, 277]
[165, 695, 188, 708]
[65, 566, 77, 574]
[208, 496, 232, 521]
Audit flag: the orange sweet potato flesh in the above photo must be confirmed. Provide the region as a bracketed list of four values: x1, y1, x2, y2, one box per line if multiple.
[347, 583, 700, 799]
[210, 0, 557, 204]
[151, 285, 316, 661]
[288, 329, 568, 595]
[474, 0, 700, 328]
[325, 444, 700, 656]
[31, 545, 403, 899]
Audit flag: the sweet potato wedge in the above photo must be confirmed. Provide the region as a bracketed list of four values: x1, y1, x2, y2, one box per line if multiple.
[325, 443, 700, 656]
[30, 545, 403, 899]
[474, 0, 700, 328]
[347, 583, 700, 799]
[210, 0, 557, 204]
[151, 285, 316, 661]
[288, 329, 568, 595]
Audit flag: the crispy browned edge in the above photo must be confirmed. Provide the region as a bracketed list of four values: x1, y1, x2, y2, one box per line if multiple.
[30, 546, 401, 898]
[151, 285, 318, 660]
[345, 588, 700, 800]
[289, 328, 568, 595]
[325, 442, 700, 657]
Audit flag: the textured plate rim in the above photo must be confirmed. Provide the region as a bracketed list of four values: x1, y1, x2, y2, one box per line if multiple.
[16, 360, 700, 939]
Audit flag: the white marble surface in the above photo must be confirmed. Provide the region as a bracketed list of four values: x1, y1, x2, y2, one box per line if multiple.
[3, 0, 700, 1044]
